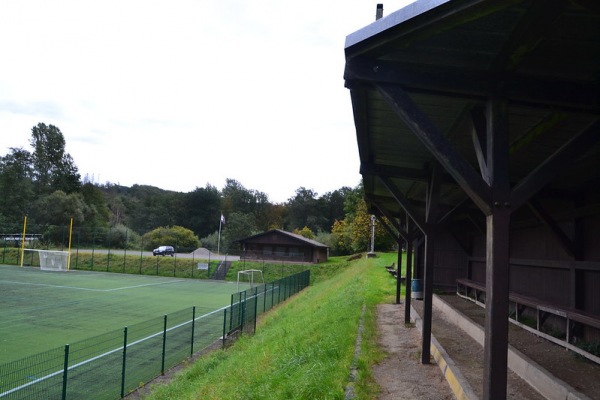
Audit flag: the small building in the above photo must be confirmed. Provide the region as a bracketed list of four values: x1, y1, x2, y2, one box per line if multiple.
[237, 229, 329, 264]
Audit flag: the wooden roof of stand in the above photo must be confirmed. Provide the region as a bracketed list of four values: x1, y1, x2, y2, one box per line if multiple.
[344, 0, 600, 225]
[344, 1, 600, 398]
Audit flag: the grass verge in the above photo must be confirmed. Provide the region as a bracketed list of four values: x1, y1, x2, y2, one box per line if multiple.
[142, 253, 402, 400]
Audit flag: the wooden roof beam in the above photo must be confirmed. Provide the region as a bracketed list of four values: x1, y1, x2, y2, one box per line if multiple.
[375, 82, 493, 215]
[345, 59, 600, 113]
[510, 119, 600, 210]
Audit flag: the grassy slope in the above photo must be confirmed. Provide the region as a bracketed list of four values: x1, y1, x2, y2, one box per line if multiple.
[143, 252, 403, 400]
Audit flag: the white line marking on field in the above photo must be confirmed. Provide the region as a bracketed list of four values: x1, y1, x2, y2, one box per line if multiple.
[104, 280, 184, 291]
[0, 305, 228, 398]
[0, 283, 293, 398]
[0, 279, 184, 292]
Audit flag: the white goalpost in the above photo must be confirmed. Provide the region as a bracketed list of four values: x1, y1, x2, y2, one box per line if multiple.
[23, 249, 71, 271]
[19, 215, 74, 271]
[237, 269, 265, 292]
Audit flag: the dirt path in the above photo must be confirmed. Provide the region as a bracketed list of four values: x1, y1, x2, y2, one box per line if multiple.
[375, 297, 600, 399]
[373, 303, 455, 399]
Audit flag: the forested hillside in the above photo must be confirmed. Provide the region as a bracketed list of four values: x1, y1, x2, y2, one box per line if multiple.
[0, 123, 395, 254]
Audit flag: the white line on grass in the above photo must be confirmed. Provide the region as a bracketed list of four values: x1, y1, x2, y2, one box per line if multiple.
[0, 284, 278, 398]
[0, 279, 185, 292]
[0, 305, 227, 398]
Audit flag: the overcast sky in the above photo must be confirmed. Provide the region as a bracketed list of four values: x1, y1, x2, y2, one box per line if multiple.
[1, 0, 413, 203]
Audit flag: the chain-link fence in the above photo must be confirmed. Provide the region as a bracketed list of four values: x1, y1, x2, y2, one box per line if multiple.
[0, 222, 229, 256]
[0, 270, 310, 399]
[228, 270, 311, 335]
[0, 223, 231, 279]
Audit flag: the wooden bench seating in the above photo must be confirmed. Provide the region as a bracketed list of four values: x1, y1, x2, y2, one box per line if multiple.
[456, 278, 600, 364]
[385, 262, 396, 274]
[384, 262, 406, 283]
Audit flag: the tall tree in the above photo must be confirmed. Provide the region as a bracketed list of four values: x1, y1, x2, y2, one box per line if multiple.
[80, 183, 110, 228]
[123, 185, 178, 233]
[285, 187, 328, 232]
[30, 123, 81, 194]
[221, 178, 258, 215]
[0, 147, 34, 219]
[320, 187, 352, 231]
[221, 211, 258, 253]
[31, 190, 90, 226]
[178, 184, 222, 238]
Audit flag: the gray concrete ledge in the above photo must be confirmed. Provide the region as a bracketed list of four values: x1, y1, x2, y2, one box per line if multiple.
[430, 295, 592, 400]
[411, 303, 479, 400]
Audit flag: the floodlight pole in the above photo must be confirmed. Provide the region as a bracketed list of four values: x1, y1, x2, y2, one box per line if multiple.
[367, 215, 376, 257]
[218, 219, 222, 255]
[370, 215, 376, 253]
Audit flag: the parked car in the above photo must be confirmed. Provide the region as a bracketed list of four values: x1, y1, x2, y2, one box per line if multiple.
[153, 245, 175, 256]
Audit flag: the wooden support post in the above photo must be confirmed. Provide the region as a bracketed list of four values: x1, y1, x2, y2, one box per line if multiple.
[422, 163, 441, 364]
[483, 98, 510, 400]
[421, 227, 436, 364]
[396, 238, 402, 304]
[405, 220, 414, 324]
[484, 208, 510, 399]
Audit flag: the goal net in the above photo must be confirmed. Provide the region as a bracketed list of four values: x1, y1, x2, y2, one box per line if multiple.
[237, 269, 265, 292]
[23, 249, 70, 271]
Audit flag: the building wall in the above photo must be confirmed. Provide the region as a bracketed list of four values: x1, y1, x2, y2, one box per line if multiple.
[242, 243, 313, 263]
[463, 201, 600, 340]
[412, 230, 469, 292]
[239, 231, 329, 263]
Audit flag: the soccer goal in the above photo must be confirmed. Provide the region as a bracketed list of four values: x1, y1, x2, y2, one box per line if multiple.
[237, 269, 265, 292]
[23, 249, 71, 271]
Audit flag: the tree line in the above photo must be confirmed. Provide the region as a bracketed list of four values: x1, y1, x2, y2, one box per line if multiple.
[0, 123, 395, 255]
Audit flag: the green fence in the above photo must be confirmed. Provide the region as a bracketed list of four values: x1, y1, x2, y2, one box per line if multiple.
[1, 223, 307, 281]
[228, 270, 310, 336]
[0, 270, 310, 399]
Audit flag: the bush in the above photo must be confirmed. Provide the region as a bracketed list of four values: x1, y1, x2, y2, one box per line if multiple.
[142, 225, 200, 252]
[109, 224, 141, 249]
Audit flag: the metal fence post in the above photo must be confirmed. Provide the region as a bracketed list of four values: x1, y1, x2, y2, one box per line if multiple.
[190, 306, 196, 357]
[253, 288, 259, 333]
[121, 327, 128, 398]
[240, 292, 246, 332]
[222, 308, 227, 349]
[161, 315, 167, 375]
[91, 226, 96, 270]
[139, 237, 144, 274]
[263, 284, 267, 314]
[62, 344, 69, 400]
[75, 228, 80, 269]
[271, 282, 274, 310]
[106, 228, 111, 272]
[123, 229, 128, 273]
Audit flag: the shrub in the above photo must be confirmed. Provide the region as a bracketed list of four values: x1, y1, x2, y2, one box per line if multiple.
[142, 225, 200, 252]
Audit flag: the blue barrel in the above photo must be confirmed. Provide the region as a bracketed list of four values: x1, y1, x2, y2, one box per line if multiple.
[411, 279, 423, 300]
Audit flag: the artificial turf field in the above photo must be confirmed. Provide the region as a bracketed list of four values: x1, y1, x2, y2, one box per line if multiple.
[0, 264, 247, 365]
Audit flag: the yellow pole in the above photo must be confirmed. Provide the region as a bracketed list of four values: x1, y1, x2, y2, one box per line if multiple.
[67, 218, 73, 271]
[20, 215, 27, 267]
